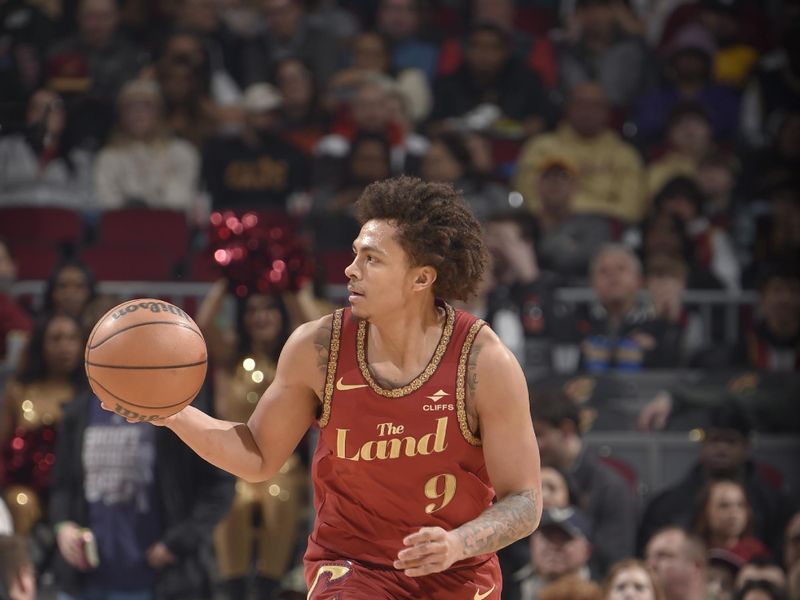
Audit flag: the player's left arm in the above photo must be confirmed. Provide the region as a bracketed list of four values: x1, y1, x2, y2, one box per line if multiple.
[395, 327, 542, 577]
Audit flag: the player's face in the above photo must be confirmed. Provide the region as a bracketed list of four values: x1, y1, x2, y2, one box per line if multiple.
[344, 219, 420, 320]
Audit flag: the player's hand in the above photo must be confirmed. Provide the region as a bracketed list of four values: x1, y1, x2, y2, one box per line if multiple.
[145, 542, 176, 570]
[394, 527, 462, 577]
[56, 522, 92, 572]
[638, 391, 673, 432]
[99, 402, 176, 427]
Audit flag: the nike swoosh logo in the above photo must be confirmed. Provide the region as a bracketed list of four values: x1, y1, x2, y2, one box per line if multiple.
[336, 377, 368, 391]
[473, 584, 495, 600]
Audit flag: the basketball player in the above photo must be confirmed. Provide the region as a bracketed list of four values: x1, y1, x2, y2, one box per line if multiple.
[141, 177, 542, 598]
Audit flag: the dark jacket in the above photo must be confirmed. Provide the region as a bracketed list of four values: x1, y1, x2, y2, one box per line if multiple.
[49, 390, 235, 599]
[571, 448, 638, 576]
[638, 460, 793, 559]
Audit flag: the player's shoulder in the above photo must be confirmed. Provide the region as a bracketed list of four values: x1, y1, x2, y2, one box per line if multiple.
[471, 324, 518, 370]
[285, 312, 336, 350]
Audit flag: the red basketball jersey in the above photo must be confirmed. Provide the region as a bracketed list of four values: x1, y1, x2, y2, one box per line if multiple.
[305, 303, 495, 569]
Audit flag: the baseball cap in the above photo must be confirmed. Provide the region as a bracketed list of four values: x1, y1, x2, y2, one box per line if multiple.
[708, 548, 745, 572]
[243, 83, 282, 113]
[539, 506, 592, 540]
[539, 155, 578, 177]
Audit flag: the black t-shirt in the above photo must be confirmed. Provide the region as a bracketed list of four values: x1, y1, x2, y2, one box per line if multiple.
[202, 134, 308, 212]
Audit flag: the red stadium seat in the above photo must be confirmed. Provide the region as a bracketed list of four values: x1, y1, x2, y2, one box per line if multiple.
[8, 242, 59, 280]
[0, 206, 82, 247]
[97, 209, 189, 263]
[318, 249, 351, 286]
[82, 246, 175, 281]
[188, 251, 222, 282]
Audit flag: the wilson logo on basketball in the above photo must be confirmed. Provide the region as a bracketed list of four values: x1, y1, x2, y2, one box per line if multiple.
[111, 301, 190, 321]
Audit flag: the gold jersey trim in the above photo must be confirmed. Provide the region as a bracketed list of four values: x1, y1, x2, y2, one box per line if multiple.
[356, 303, 455, 398]
[319, 309, 344, 428]
[456, 318, 485, 446]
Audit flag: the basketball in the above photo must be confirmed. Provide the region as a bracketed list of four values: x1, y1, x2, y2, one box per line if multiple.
[85, 298, 208, 421]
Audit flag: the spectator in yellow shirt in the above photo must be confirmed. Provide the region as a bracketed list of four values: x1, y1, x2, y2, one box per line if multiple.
[514, 82, 646, 223]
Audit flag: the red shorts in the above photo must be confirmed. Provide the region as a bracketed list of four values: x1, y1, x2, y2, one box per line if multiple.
[305, 556, 501, 600]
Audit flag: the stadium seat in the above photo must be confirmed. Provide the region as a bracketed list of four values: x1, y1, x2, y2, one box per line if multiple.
[9, 242, 60, 280]
[0, 206, 82, 247]
[82, 246, 175, 281]
[96, 209, 189, 263]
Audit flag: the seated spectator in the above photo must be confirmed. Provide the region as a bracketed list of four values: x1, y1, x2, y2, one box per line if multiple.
[514, 83, 646, 223]
[745, 178, 800, 287]
[637, 212, 724, 291]
[514, 507, 594, 600]
[0, 535, 36, 600]
[50, 388, 234, 600]
[540, 574, 603, 600]
[310, 132, 391, 248]
[557, 0, 655, 111]
[314, 75, 427, 188]
[740, 22, 800, 150]
[324, 30, 431, 124]
[638, 404, 793, 558]
[484, 211, 569, 374]
[1, 313, 84, 535]
[645, 527, 708, 600]
[651, 176, 741, 291]
[735, 555, 788, 595]
[732, 266, 800, 371]
[603, 558, 665, 600]
[202, 83, 308, 212]
[534, 156, 613, 282]
[153, 31, 223, 147]
[576, 244, 682, 372]
[734, 580, 787, 600]
[430, 22, 550, 138]
[696, 151, 741, 233]
[692, 479, 769, 563]
[785, 511, 800, 600]
[274, 57, 326, 156]
[0, 1, 56, 127]
[42, 260, 96, 321]
[0, 240, 32, 371]
[46, 0, 149, 149]
[530, 387, 636, 576]
[646, 103, 714, 198]
[376, 0, 439, 81]
[541, 466, 577, 511]
[645, 255, 705, 364]
[420, 132, 511, 221]
[243, 0, 342, 89]
[94, 80, 201, 214]
[708, 549, 743, 600]
[0, 88, 94, 209]
[635, 23, 740, 145]
[170, 0, 246, 100]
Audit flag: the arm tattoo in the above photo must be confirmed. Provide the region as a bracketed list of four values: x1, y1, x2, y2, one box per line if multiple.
[453, 489, 538, 559]
[313, 320, 332, 396]
[467, 341, 482, 398]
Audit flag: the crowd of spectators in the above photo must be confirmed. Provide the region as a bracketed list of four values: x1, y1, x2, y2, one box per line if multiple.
[0, 0, 799, 598]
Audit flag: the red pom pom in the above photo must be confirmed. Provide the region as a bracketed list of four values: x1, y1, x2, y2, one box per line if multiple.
[209, 211, 314, 296]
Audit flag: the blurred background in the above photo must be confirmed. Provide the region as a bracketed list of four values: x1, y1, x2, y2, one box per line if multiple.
[0, 0, 798, 599]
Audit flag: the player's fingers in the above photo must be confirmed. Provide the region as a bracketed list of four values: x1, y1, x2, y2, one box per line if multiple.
[396, 541, 447, 562]
[403, 526, 444, 546]
[403, 558, 448, 578]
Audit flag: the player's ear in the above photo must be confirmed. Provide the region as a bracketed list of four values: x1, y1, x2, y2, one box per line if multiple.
[412, 266, 437, 292]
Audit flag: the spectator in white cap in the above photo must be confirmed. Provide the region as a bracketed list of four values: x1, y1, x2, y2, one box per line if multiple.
[202, 82, 308, 212]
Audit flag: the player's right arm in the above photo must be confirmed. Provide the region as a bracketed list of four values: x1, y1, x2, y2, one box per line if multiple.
[162, 315, 328, 482]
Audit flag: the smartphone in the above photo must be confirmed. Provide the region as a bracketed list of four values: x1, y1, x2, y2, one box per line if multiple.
[81, 529, 100, 568]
